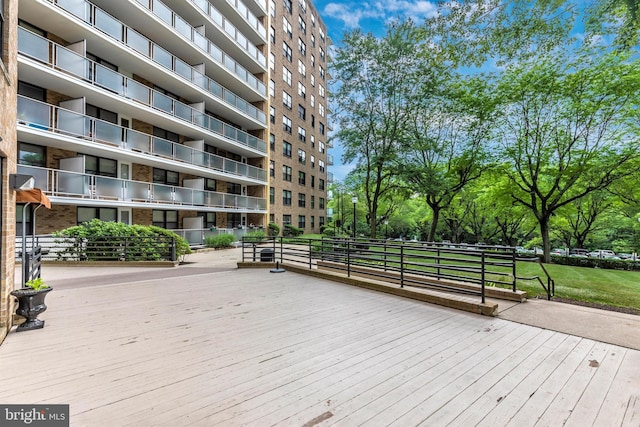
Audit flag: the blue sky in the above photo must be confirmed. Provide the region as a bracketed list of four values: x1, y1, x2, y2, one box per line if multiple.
[312, 0, 441, 182]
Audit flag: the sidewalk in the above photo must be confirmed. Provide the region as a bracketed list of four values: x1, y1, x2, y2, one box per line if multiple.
[24, 247, 640, 350]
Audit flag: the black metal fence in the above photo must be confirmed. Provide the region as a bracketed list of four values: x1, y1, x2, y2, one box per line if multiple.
[242, 237, 521, 304]
[17, 234, 177, 261]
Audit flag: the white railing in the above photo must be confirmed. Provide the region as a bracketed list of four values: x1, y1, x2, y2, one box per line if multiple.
[18, 165, 267, 211]
[17, 96, 267, 182]
[18, 27, 267, 152]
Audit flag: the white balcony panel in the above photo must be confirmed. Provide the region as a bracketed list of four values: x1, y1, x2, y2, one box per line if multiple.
[17, 97, 267, 185]
[18, 0, 267, 117]
[18, 51, 266, 157]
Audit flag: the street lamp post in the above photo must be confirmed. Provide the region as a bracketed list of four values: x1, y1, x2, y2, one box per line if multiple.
[352, 195, 358, 239]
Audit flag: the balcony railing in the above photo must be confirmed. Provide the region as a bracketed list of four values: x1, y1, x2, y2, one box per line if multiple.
[184, 0, 266, 65]
[222, 0, 267, 40]
[18, 27, 267, 153]
[17, 96, 268, 182]
[46, 0, 266, 97]
[18, 165, 268, 211]
[326, 153, 334, 166]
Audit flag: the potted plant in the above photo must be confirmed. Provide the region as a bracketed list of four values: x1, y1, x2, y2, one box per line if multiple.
[11, 277, 52, 332]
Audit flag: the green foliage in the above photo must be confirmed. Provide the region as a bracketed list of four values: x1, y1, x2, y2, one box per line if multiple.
[283, 224, 304, 237]
[53, 219, 191, 261]
[25, 277, 49, 291]
[245, 230, 267, 240]
[268, 222, 280, 237]
[204, 233, 236, 249]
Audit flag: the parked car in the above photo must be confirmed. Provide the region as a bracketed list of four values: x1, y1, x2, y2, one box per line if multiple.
[588, 250, 616, 258]
[551, 248, 568, 256]
[570, 248, 589, 257]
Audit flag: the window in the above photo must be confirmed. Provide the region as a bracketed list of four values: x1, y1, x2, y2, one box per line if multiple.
[197, 212, 217, 228]
[311, 135, 315, 147]
[283, 66, 292, 85]
[319, 103, 325, 117]
[310, 94, 315, 107]
[18, 81, 45, 101]
[18, 142, 46, 167]
[269, 79, 275, 97]
[78, 207, 117, 224]
[311, 13, 315, 26]
[298, 104, 306, 120]
[283, 141, 292, 157]
[319, 122, 325, 135]
[283, 42, 292, 61]
[298, 193, 306, 208]
[84, 155, 117, 177]
[270, 106, 275, 123]
[270, 160, 275, 177]
[298, 82, 306, 98]
[227, 212, 242, 228]
[283, 91, 292, 109]
[298, 148, 306, 164]
[154, 168, 179, 185]
[320, 216, 325, 227]
[298, 170, 306, 185]
[298, 215, 306, 229]
[298, 15, 306, 34]
[282, 16, 292, 38]
[227, 182, 242, 195]
[153, 126, 179, 143]
[320, 47, 325, 62]
[319, 65, 325, 80]
[319, 159, 325, 172]
[283, 190, 292, 205]
[311, 114, 315, 127]
[270, 0, 276, 16]
[282, 165, 292, 181]
[319, 141, 325, 153]
[319, 83, 325, 97]
[310, 74, 315, 87]
[298, 126, 306, 142]
[319, 198, 325, 209]
[284, 0, 292, 13]
[311, 54, 315, 68]
[319, 27, 325, 43]
[298, 38, 306, 56]
[298, 59, 306, 76]
[311, 175, 315, 188]
[153, 210, 178, 229]
[283, 116, 292, 133]
[270, 133, 275, 150]
[270, 26, 275, 43]
[299, 0, 307, 13]
[311, 34, 315, 48]
[269, 52, 275, 70]
[204, 178, 216, 191]
[319, 178, 325, 190]
[283, 214, 292, 226]
[270, 187, 275, 204]
[311, 215, 315, 229]
[311, 195, 315, 208]
[311, 155, 315, 168]
[16, 205, 33, 236]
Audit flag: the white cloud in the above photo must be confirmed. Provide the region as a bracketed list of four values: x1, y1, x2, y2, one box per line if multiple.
[323, 1, 437, 29]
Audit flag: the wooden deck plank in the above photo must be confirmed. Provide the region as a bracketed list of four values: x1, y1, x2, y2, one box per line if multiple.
[0, 268, 638, 426]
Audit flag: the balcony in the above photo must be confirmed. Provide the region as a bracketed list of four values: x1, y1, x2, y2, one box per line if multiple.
[326, 153, 334, 166]
[30, 0, 266, 99]
[17, 96, 268, 183]
[17, 165, 267, 212]
[18, 27, 267, 154]
[327, 171, 334, 183]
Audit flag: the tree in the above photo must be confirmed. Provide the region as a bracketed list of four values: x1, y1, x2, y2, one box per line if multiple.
[330, 22, 426, 238]
[495, 49, 640, 262]
[400, 75, 495, 241]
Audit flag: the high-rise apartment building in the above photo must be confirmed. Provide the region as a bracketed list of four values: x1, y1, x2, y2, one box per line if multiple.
[0, 0, 329, 336]
[267, 0, 330, 233]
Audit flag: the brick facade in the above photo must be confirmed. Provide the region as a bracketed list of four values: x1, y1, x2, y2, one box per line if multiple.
[0, 0, 18, 342]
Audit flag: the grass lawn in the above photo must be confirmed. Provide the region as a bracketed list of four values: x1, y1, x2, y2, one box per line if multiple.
[295, 235, 640, 312]
[514, 261, 640, 311]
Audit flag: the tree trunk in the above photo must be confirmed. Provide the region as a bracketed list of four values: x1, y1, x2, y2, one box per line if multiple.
[428, 206, 440, 242]
[540, 217, 551, 263]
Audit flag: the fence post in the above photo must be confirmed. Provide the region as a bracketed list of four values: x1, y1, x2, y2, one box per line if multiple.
[347, 240, 351, 277]
[400, 246, 404, 288]
[384, 241, 387, 271]
[309, 238, 312, 269]
[512, 248, 517, 292]
[437, 247, 441, 279]
[481, 251, 486, 304]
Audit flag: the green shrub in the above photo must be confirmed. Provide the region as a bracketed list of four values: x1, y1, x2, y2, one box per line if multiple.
[283, 224, 304, 237]
[245, 230, 267, 239]
[268, 222, 280, 237]
[52, 219, 191, 261]
[204, 233, 236, 248]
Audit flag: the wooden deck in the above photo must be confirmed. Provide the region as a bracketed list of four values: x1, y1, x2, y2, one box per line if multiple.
[0, 266, 638, 426]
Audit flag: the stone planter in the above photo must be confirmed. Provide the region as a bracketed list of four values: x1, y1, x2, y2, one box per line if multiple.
[11, 287, 52, 331]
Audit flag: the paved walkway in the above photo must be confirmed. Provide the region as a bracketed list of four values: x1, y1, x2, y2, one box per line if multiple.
[1, 248, 637, 425]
